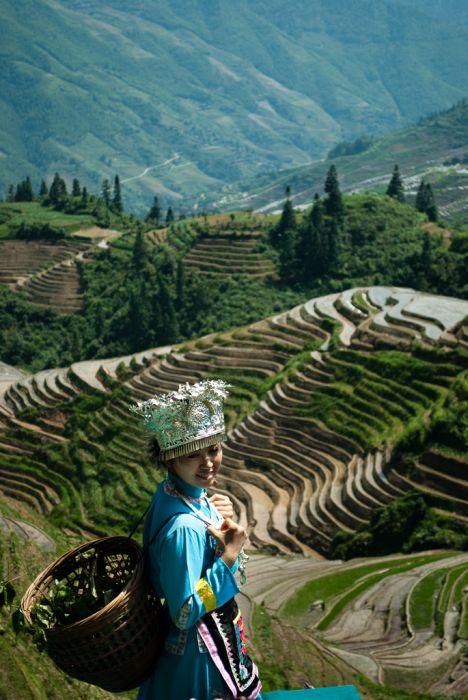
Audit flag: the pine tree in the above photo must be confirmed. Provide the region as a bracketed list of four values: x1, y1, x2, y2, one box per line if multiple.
[310, 194, 323, 228]
[24, 176, 33, 201]
[39, 179, 48, 196]
[58, 176, 67, 197]
[386, 165, 405, 202]
[7, 185, 14, 202]
[424, 183, 438, 222]
[146, 195, 161, 224]
[112, 174, 123, 212]
[14, 177, 33, 202]
[166, 207, 174, 224]
[132, 226, 147, 271]
[415, 179, 427, 213]
[271, 198, 296, 247]
[81, 186, 88, 206]
[324, 166, 344, 221]
[326, 218, 339, 272]
[101, 179, 111, 208]
[278, 227, 297, 280]
[415, 180, 438, 222]
[49, 173, 65, 203]
[72, 178, 81, 197]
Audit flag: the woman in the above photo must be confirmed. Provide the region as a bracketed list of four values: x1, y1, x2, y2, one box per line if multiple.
[132, 380, 261, 700]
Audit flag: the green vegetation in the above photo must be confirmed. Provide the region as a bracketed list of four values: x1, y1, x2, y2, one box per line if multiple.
[270, 184, 467, 298]
[409, 567, 449, 631]
[281, 552, 455, 625]
[296, 348, 462, 452]
[0, 531, 133, 700]
[1, 185, 467, 373]
[251, 604, 451, 699]
[332, 495, 468, 560]
[0, 202, 95, 239]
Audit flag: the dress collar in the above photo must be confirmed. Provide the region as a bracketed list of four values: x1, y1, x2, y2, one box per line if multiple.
[166, 471, 205, 501]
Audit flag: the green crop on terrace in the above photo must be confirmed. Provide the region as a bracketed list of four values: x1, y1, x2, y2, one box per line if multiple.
[281, 552, 456, 625]
[409, 567, 449, 631]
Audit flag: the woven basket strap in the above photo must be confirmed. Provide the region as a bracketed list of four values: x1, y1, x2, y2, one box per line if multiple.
[127, 502, 152, 540]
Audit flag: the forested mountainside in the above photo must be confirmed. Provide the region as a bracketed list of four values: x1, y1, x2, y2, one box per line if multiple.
[2, 0, 468, 211]
[1, 190, 467, 372]
[200, 99, 468, 223]
[0, 285, 467, 698]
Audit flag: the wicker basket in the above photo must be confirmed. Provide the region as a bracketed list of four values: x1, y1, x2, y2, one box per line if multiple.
[21, 536, 166, 692]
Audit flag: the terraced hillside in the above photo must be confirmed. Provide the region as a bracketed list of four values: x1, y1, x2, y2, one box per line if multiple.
[0, 286, 466, 552]
[0, 226, 123, 314]
[0, 239, 88, 288]
[0, 285, 467, 698]
[147, 212, 276, 280]
[241, 550, 468, 696]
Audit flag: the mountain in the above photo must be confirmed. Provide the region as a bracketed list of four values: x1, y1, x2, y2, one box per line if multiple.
[1, 0, 468, 212]
[198, 99, 468, 221]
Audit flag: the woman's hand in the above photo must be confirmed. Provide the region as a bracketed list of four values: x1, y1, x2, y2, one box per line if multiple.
[206, 517, 247, 569]
[209, 492, 234, 520]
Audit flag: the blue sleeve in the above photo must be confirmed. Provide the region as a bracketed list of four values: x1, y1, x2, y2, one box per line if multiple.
[159, 520, 239, 630]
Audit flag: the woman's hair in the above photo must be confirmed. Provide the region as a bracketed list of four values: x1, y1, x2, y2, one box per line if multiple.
[148, 435, 167, 471]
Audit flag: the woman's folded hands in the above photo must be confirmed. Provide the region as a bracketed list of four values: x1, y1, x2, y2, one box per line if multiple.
[209, 492, 234, 519]
[206, 518, 248, 569]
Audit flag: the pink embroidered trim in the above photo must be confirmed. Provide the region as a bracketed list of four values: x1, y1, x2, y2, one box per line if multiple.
[196, 620, 262, 699]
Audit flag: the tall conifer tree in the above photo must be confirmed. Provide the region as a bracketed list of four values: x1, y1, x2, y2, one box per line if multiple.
[39, 179, 48, 196]
[132, 226, 147, 271]
[166, 207, 174, 224]
[101, 179, 111, 208]
[415, 180, 438, 222]
[72, 178, 81, 197]
[424, 183, 438, 222]
[146, 195, 161, 224]
[386, 165, 405, 202]
[324, 166, 344, 222]
[112, 174, 123, 212]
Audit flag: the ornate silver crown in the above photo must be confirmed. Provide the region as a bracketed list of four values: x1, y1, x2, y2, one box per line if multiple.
[130, 379, 230, 460]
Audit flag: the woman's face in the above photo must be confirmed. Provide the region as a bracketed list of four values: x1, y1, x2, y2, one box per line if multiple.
[168, 443, 223, 488]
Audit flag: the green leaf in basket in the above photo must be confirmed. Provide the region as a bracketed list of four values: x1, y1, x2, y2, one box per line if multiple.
[11, 608, 25, 634]
[102, 589, 116, 606]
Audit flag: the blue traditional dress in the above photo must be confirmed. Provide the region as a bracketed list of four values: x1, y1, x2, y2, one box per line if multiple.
[138, 471, 255, 700]
[137, 471, 360, 700]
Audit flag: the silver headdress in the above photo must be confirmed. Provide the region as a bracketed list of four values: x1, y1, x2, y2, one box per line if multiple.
[130, 379, 230, 460]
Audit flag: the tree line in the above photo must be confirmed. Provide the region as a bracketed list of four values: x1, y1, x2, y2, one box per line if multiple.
[4, 175, 177, 225]
[269, 163, 468, 300]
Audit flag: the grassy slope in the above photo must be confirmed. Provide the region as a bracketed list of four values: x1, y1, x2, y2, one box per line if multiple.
[0, 202, 96, 239]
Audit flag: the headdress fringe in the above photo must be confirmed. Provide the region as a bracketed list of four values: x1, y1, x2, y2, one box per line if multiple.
[161, 431, 225, 460]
